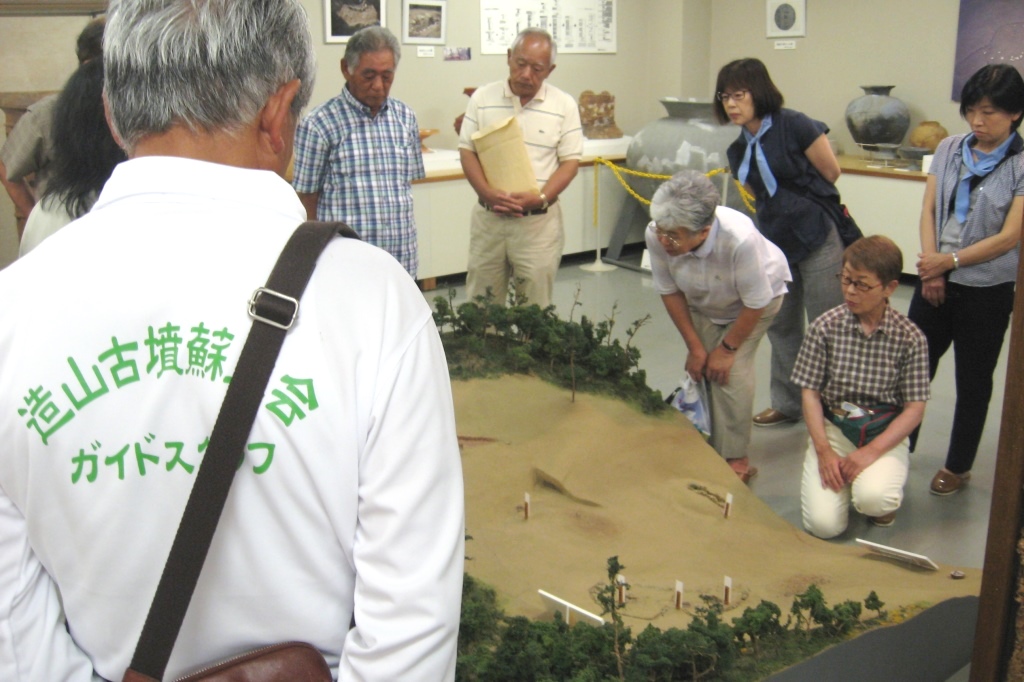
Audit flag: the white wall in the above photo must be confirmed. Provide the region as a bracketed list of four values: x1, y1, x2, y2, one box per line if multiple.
[299, 0, 689, 151]
[706, 0, 965, 155]
[0, 0, 973, 267]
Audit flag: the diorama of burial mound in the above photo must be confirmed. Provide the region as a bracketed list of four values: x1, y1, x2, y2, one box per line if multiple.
[437, 293, 979, 677]
[455, 373, 979, 628]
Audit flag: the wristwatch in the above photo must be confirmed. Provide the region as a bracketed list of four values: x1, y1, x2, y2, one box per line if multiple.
[539, 192, 549, 210]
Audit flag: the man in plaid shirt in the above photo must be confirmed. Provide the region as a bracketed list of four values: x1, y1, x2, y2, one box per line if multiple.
[792, 235, 930, 538]
[293, 25, 424, 277]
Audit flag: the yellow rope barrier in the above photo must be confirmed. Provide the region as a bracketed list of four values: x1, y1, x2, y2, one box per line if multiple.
[592, 157, 757, 214]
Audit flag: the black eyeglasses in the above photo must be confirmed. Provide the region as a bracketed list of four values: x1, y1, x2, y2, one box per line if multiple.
[716, 90, 749, 103]
[836, 273, 882, 292]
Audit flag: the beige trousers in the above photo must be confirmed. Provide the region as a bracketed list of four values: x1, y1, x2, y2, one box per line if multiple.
[689, 295, 783, 461]
[466, 202, 564, 309]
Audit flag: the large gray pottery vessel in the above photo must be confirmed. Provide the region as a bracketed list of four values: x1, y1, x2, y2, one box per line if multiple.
[845, 85, 910, 146]
[627, 99, 754, 218]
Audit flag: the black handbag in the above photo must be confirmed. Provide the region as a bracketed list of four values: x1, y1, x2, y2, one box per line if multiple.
[122, 221, 356, 682]
[779, 178, 864, 247]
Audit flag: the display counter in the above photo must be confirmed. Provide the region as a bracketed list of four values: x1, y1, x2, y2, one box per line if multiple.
[413, 137, 638, 282]
[835, 154, 927, 275]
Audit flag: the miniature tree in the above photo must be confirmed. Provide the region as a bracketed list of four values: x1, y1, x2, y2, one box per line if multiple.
[595, 556, 629, 681]
[481, 615, 545, 681]
[628, 624, 722, 681]
[457, 575, 503, 681]
[791, 584, 833, 633]
[864, 590, 887, 621]
[830, 599, 863, 636]
[684, 595, 736, 678]
[731, 600, 784, 657]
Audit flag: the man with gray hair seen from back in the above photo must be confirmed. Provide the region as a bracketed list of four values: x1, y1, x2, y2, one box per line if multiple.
[459, 28, 584, 309]
[293, 25, 425, 278]
[0, 1, 464, 680]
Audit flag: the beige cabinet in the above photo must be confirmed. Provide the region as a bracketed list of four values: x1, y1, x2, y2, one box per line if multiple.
[413, 142, 638, 281]
[835, 157, 927, 276]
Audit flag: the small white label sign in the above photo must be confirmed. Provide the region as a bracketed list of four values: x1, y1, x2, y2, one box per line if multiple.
[774, 40, 797, 50]
[417, 46, 435, 58]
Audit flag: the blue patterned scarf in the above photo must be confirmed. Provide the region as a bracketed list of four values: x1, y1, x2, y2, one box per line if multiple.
[956, 132, 1015, 223]
[737, 114, 777, 197]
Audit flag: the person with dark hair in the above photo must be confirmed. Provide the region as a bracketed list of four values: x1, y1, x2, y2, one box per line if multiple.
[75, 14, 105, 63]
[19, 58, 126, 256]
[908, 63, 1024, 497]
[713, 57, 846, 430]
[0, 15, 105, 237]
[794, 236, 930, 538]
[293, 25, 425, 277]
[647, 170, 790, 482]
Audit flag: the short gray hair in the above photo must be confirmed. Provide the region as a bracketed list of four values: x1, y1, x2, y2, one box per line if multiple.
[511, 28, 557, 65]
[104, 0, 316, 152]
[649, 170, 720, 232]
[344, 25, 401, 71]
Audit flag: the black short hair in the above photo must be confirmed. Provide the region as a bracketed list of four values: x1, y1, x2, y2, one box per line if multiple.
[713, 58, 784, 125]
[960, 64, 1024, 131]
[76, 16, 105, 64]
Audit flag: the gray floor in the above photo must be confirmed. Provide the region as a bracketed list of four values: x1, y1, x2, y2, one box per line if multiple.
[425, 249, 1009, 681]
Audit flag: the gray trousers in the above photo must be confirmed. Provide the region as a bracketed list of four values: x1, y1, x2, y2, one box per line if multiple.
[769, 226, 845, 417]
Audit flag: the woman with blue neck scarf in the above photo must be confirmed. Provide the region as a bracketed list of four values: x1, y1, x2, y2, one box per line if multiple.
[713, 58, 846, 430]
[908, 63, 1024, 497]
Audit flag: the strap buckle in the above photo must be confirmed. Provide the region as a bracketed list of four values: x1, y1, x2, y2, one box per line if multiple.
[248, 287, 299, 330]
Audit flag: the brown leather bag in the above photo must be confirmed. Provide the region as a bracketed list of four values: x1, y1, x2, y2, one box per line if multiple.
[123, 642, 331, 681]
[120, 223, 353, 682]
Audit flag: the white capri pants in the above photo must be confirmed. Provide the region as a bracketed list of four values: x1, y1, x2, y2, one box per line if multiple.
[800, 421, 909, 539]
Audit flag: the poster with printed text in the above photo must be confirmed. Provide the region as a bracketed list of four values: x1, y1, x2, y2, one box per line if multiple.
[480, 0, 616, 55]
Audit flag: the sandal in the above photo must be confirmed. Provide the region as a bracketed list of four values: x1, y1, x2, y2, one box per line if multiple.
[726, 458, 758, 484]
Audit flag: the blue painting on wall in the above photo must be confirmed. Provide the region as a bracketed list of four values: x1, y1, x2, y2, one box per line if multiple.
[952, 0, 1024, 100]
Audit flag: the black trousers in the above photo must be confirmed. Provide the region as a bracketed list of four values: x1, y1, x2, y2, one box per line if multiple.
[907, 279, 1015, 474]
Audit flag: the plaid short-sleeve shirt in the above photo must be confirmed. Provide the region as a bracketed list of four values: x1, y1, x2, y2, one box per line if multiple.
[293, 86, 425, 276]
[791, 304, 930, 410]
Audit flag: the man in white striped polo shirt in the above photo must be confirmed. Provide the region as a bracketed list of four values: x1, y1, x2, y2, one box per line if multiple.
[458, 28, 584, 309]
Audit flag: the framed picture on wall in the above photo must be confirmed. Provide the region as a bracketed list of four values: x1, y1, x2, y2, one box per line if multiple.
[324, 0, 385, 44]
[765, 0, 805, 38]
[401, 0, 446, 44]
[403, 0, 445, 45]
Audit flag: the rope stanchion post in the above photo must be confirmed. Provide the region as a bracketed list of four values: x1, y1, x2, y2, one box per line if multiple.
[580, 158, 617, 272]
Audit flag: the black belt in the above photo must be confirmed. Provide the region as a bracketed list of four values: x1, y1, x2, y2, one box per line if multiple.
[478, 198, 553, 216]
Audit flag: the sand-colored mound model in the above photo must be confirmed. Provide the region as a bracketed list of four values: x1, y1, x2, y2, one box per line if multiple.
[455, 374, 978, 629]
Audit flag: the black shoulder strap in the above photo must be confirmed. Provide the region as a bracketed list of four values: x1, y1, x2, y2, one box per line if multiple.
[126, 221, 357, 681]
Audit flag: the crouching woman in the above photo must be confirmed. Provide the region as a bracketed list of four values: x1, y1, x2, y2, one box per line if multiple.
[792, 236, 930, 538]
